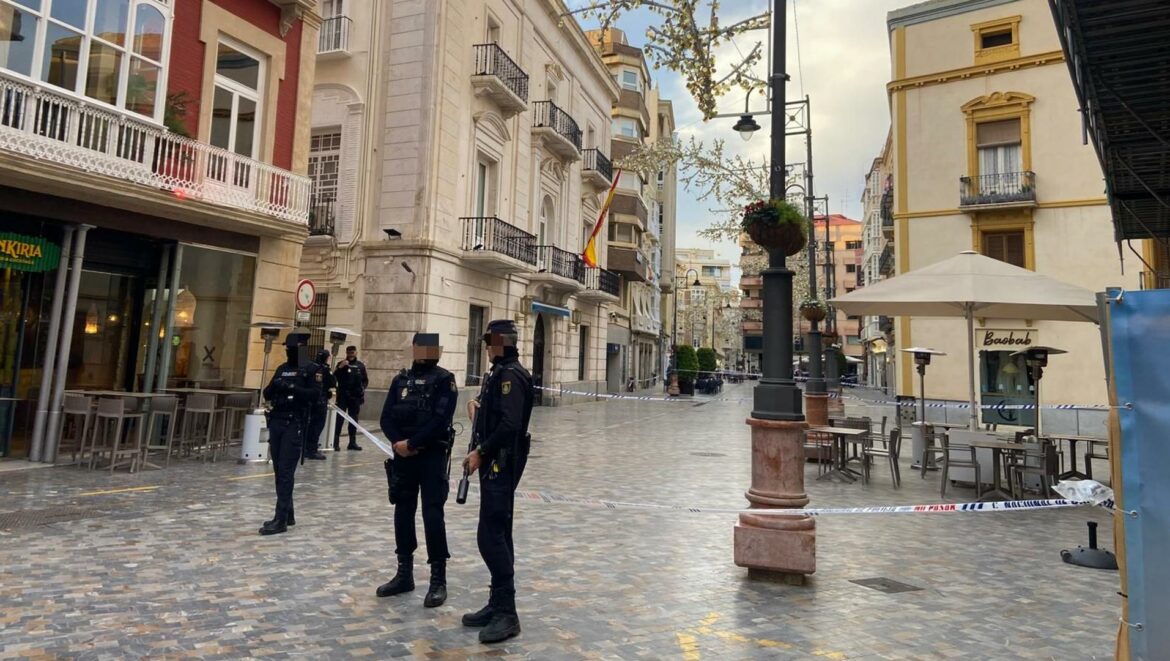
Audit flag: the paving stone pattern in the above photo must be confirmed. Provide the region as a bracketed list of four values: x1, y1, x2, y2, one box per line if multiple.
[0, 384, 1119, 659]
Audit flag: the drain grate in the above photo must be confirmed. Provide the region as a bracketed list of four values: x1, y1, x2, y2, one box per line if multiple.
[0, 506, 102, 530]
[690, 452, 726, 457]
[850, 577, 923, 594]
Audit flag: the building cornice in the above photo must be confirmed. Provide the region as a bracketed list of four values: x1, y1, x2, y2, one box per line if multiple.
[541, 0, 621, 102]
[888, 50, 1064, 93]
[888, 0, 1019, 28]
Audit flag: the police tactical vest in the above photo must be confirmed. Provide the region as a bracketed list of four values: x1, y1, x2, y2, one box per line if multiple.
[388, 366, 451, 438]
[271, 366, 306, 413]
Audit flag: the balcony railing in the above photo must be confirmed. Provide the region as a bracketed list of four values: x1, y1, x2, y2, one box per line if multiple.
[584, 267, 621, 297]
[473, 43, 529, 103]
[461, 216, 536, 265]
[309, 193, 335, 236]
[879, 245, 895, 276]
[880, 188, 893, 228]
[582, 148, 613, 181]
[0, 72, 310, 223]
[960, 171, 1036, 207]
[532, 100, 582, 152]
[318, 16, 352, 54]
[535, 245, 585, 283]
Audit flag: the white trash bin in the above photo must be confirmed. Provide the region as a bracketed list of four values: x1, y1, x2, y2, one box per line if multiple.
[239, 412, 269, 463]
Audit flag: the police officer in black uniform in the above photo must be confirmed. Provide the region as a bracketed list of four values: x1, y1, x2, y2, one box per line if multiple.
[461, 319, 534, 644]
[302, 349, 334, 460]
[376, 333, 458, 607]
[260, 330, 317, 536]
[333, 346, 369, 451]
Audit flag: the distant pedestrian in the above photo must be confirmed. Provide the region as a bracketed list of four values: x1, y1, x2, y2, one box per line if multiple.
[333, 345, 369, 451]
[302, 350, 333, 460]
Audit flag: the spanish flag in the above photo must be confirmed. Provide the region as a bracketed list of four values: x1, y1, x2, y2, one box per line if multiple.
[582, 169, 622, 268]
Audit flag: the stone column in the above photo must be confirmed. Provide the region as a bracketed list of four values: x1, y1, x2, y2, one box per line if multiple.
[733, 418, 816, 580]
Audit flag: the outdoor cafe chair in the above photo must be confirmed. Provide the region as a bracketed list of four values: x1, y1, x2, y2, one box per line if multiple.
[919, 424, 945, 479]
[143, 395, 179, 468]
[1084, 441, 1110, 481]
[1008, 439, 1059, 499]
[220, 393, 255, 449]
[88, 397, 145, 473]
[803, 430, 835, 476]
[863, 426, 902, 488]
[839, 417, 872, 465]
[179, 393, 220, 461]
[58, 393, 94, 466]
[939, 432, 982, 500]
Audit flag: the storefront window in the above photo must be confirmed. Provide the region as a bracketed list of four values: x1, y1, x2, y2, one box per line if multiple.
[162, 245, 255, 389]
[979, 349, 1036, 427]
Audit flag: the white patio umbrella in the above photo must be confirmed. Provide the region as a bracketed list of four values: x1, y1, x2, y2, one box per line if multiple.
[830, 251, 1099, 429]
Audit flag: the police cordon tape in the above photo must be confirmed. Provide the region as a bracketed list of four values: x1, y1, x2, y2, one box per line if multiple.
[530, 384, 1116, 411]
[328, 404, 1119, 517]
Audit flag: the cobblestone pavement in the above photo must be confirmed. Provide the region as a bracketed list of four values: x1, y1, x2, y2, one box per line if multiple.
[0, 383, 1119, 659]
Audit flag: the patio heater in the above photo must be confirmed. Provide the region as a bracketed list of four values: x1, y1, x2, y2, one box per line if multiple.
[1011, 345, 1066, 438]
[901, 347, 946, 470]
[317, 327, 361, 451]
[240, 321, 289, 463]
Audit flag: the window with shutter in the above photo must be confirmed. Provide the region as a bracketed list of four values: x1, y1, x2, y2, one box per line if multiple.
[982, 231, 1026, 268]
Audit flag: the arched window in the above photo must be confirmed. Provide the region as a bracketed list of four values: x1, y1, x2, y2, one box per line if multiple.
[1, 0, 172, 122]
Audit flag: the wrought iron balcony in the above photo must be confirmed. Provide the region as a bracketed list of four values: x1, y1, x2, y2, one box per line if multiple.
[0, 71, 310, 224]
[960, 171, 1037, 209]
[309, 193, 336, 236]
[880, 188, 894, 236]
[461, 216, 537, 269]
[318, 16, 352, 55]
[471, 44, 528, 116]
[580, 266, 621, 301]
[532, 100, 582, 161]
[879, 244, 895, 276]
[582, 148, 613, 189]
[534, 245, 585, 290]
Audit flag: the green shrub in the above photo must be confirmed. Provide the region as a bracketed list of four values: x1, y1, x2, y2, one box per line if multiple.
[697, 347, 717, 374]
[676, 345, 699, 382]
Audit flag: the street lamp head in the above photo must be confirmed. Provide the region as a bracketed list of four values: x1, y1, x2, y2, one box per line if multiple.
[692, 277, 702, 287]
[733, 114, 761, 141]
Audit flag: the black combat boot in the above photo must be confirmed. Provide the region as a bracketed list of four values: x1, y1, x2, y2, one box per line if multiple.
[376, 556, 414, 597]
[478, 587, 520, 644]
[423, 562, 447, 608]
[259, 517, 287, 536]
[333, 439, 340, 451]
[461, 588, 496, 627]
[347, 442, 363, 451]
[286, 511, 295, 526]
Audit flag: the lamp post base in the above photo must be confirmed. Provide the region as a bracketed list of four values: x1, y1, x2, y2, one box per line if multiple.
[803, 393, 829, 427]
[734, 417, 816, 577]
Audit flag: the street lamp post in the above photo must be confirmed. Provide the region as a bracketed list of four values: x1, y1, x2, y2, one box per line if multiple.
[670, 268, 701, 395]
[732, 0, 816, 581]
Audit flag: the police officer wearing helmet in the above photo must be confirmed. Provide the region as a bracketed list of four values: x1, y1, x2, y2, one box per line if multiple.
[259, 329, 317, 536]
[462, 319, 534, 644]
[302, 349, 335, 460]
[377, 332, 458, 607]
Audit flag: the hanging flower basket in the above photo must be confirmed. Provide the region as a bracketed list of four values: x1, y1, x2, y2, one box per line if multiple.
[800, 300, 827, 322]
[742, 199, 807, 257]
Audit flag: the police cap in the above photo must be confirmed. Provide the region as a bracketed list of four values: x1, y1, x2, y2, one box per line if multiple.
[284, 329, 311, 347]
[482, 319, 518, 343]
[412, 333, 440, 347]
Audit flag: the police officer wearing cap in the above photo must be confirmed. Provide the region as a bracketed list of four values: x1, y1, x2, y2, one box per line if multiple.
[302, 350, 334, 460]
[376, 332, 458, 607]
[461, 319, 534, 644]
[259, 330, 317, 536]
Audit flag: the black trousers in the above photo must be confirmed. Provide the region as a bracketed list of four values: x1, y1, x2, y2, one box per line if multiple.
[307, 405, 326, 452]
[393, 448, 451, 563]
[268, 413, 303, 522]
[333, 400, 361, 445]
[476, 442, 529, 589]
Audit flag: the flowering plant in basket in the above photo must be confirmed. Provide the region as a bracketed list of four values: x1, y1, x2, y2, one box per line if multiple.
[741, 199, 807, 256]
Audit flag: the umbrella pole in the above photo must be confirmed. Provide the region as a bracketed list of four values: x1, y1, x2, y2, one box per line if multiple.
[967, 308, 978, 430]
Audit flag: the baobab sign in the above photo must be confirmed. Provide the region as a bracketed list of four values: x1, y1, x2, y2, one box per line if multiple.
[978, 329, 1037, 349]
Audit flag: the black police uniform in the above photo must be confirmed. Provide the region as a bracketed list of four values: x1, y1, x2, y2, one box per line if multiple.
[333, 355, 369, 450]
[462, 320, 534, 644]
[376, 335, 458, 607]
[303, 350, 335, 459]
[259, 333, 317, 535]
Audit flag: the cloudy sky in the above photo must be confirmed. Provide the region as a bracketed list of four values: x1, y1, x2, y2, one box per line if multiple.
[573, 0, 914, 277]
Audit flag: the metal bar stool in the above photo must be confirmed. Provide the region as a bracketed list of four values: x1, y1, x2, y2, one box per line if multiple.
[179, 393, 220, 461]
[143, 395, 179, 468]
[220, 393, 255, 450]
[58, 393, 94, 466]
[88, 397, 145, 473]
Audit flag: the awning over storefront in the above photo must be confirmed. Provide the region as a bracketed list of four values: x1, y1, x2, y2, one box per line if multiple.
[1051, 0, 1170, 239]
[531, 301, 570, 318]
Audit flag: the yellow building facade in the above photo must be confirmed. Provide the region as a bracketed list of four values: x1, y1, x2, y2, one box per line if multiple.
[887, 0, 1139, 419]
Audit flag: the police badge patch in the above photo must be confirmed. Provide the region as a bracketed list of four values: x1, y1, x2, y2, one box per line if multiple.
[501, 381, 512, 395]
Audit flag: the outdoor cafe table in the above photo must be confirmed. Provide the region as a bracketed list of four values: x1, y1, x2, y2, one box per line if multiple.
[965, 437, 1022, 502]
[808, 426, 869, 483]
[1047, 434, 1108, 480]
